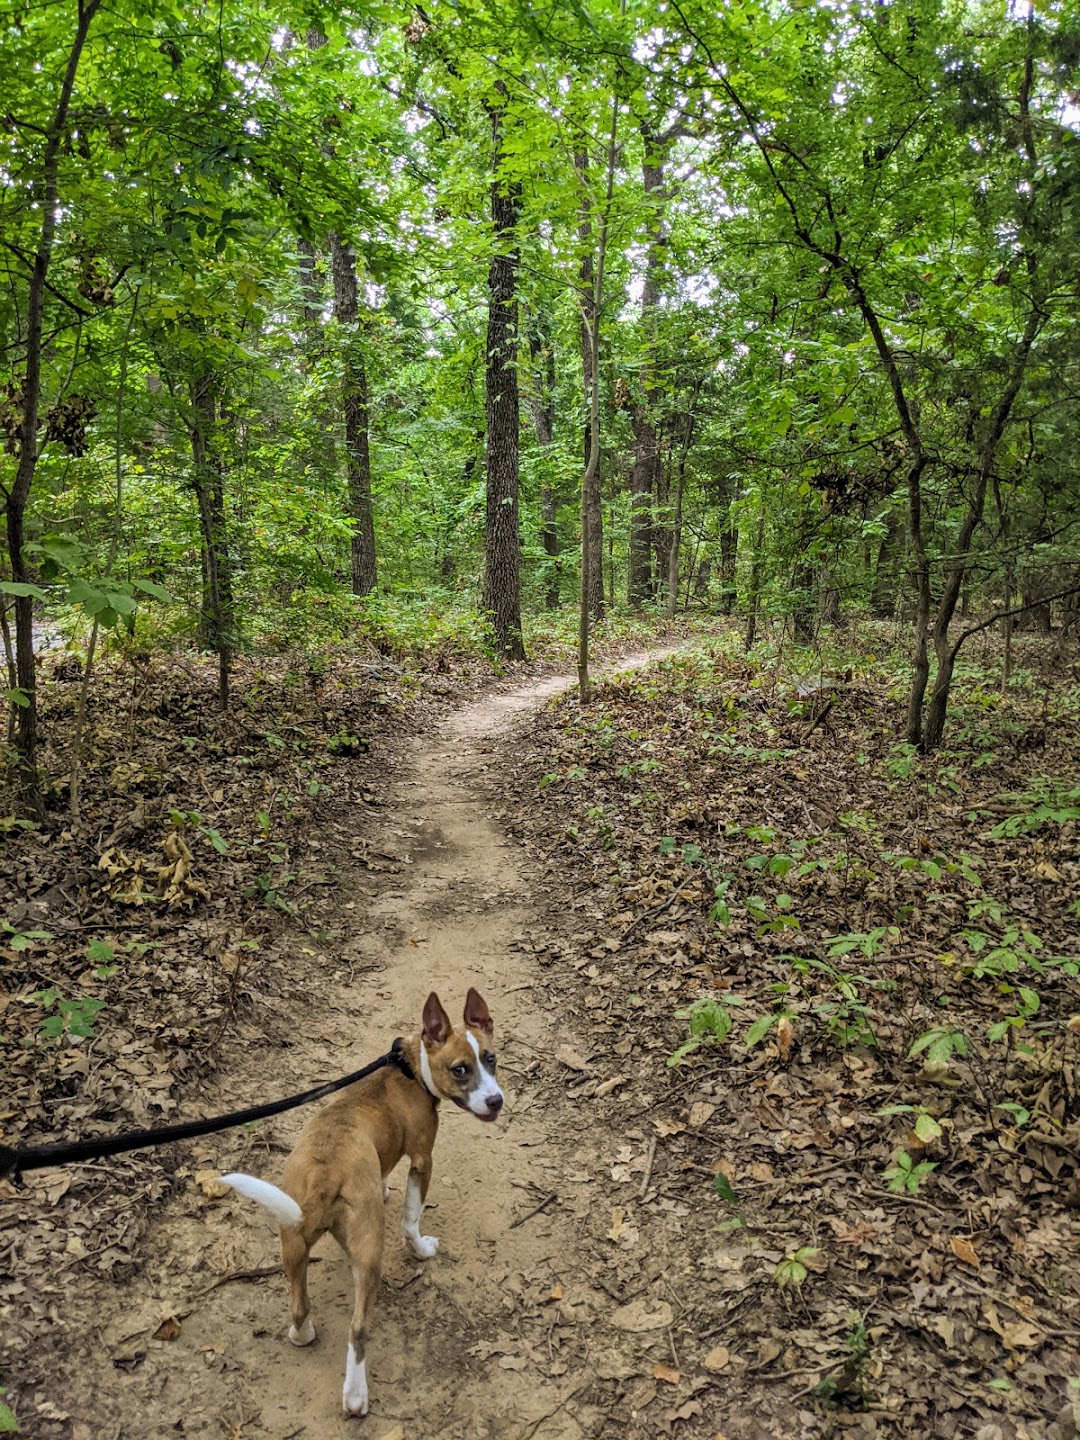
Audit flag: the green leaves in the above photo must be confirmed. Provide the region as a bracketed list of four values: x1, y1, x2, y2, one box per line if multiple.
[883, 1150, 937, 1195]
[667, 995, 741, 1066]
[0, 582, 49, 601]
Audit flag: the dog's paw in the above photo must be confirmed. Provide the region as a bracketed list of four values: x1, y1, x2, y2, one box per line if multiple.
[342, 1352, 369, 1416]
[409, 1233, 439, 1260]
[288, 1318, 316, 1347]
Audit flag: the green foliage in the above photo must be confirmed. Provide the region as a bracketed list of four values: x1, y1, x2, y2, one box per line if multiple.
[908, 1027, 971, 1067]
[0, 1390, 17, 1433]
[33, 990, 106, 1042]
[883, 1150, 937, 1196]
[668, 995, 742, 1066]
[2, 922, 53, 952]
[774, 1246, 821, 1289]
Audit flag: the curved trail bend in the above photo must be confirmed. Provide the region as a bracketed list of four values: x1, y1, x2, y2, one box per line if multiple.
[117, 648, 683, 1440]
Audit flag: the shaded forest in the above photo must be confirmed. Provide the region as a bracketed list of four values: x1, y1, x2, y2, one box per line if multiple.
[2, 3, 1079, 1439]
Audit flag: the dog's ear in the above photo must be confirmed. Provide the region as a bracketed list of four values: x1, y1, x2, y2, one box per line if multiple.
[423, 992, 452, 1047]
[464, 987, 493, 1036]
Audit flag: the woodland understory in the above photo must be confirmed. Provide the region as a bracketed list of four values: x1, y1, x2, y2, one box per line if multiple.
[3, 0, 1080, 1435]
[0, 618, 1077, 1440]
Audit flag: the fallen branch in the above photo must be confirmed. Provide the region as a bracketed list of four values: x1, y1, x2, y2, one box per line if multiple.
[620, 874, 694, 943]
[510, 1189, 558, 1229]
[638, 1136, 659, 1199]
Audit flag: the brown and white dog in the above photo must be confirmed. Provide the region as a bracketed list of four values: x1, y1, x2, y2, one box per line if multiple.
[220, 989, 503, 1417]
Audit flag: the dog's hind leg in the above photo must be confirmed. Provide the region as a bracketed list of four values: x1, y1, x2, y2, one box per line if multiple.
[338, 1186, 384, 1417]
[282, 1225, 317, 1346]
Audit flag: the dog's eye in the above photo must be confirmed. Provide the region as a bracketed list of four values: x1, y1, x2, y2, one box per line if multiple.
[482, 1053, 496, 1068]
[452, 1063, 471, 1078]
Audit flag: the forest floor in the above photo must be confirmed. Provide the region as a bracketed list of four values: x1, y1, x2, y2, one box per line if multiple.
[2, 625, 1079, 1440]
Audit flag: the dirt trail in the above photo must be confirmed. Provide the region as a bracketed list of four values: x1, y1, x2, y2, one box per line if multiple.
[96, 650, 680, 1440]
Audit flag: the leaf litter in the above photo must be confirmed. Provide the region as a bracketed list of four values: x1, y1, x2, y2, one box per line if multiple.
[493, 634, 1080, 1439]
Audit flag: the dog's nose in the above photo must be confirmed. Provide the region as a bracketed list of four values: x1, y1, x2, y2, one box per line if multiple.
[487, 1093, 504, 1113]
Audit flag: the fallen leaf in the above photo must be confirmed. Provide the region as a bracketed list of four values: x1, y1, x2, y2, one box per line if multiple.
[689, 1101, 716, 1128]
[667, 1400, 703, 1422]
[595, 1350, 636, 1380]
[703, 1345, 729, 1372]
[625, 1380, 658, 1413]
[652, 1362, 681, 1385]
[195, 1169, 230, 1199]
[776, 1016, 795, 1061]
[555, 1045, 591, 1073]
[595, 1073, 629, 1098]
[654, 1117, 685, 1137]
[548, 1283, 564, 1301]
[498, 1354, 528, 1371]
[611, 1298, 674, 1333]
[152, 1316, 182, 1342]
[984, 1302, 1042, 1351]
[951, 1235, 979, 1267]
[607, 1207, 639, 1246]
[931, 1315, 956, 1348]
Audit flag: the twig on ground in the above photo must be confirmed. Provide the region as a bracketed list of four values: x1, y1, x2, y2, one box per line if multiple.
[638, 1136, 658, 1199]
[510, 1189, 558, 1229]
[620, 875, 694, 943]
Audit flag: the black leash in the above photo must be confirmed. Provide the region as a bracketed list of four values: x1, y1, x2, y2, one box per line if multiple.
[0, 1038, 415, 1183]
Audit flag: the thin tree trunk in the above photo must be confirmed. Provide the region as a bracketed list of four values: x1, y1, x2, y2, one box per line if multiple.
[993, 475, 1013, 693]
[578, 97, 619, 702]
[870, 508, 902, 617]
[190, 372, 235, 712]
[745, 511, 766, 652]
[5, 0, 102, 808]
[527, 324, 560, 609]
[922, 303, 1042, 750]
[482, 88, 525, 659]
[628, 128, 666, 608]
[575, 149, 604, 623]
[297, 238, 322, 333]
[329, 233, 377, 597]
[667, 396, 699, 618]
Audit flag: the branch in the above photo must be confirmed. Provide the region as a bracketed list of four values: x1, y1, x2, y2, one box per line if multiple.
[950, 584, 1080, 659]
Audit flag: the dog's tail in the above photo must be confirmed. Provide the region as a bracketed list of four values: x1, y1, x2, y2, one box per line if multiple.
[220, 1172, 303, 1228]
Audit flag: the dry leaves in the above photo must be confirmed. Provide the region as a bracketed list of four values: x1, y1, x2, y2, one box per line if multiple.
[610, 1299, 673, 1333]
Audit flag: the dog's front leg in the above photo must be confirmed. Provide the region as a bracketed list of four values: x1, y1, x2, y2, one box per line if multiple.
[402, 1156, 439, 1259]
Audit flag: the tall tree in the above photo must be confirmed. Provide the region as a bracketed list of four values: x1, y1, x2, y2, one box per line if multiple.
[330, 234, 378, 597]
[482, 86, 526, 660]
[627, 126, 668, 608]
[527, 321, 561, 610]
[576, 149, 606, 623]
[3, 0, 102, 804]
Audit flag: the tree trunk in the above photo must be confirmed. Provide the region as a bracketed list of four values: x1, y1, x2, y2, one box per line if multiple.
[329, 233, 377, 597]
[190, 372, 235, 712]
[744, 511, 766, 651]
[578, 95, 619, 702]
[297, 238, 322, 334]
[576, 150, 604, 623]
[5, 0, 102, 807]
[628, 129, 666, 609]
[903, 457, 933, 747]
[482, 92, 525, 659]
[921, 302, 1041, 750]
[666, 398, 699, 618]
[870, 508, 902, 617]
[718, 520, 737, 614]
[527, 324, 560, 610]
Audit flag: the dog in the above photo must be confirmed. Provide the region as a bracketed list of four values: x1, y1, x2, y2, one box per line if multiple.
[220, 988, 504, 1417]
